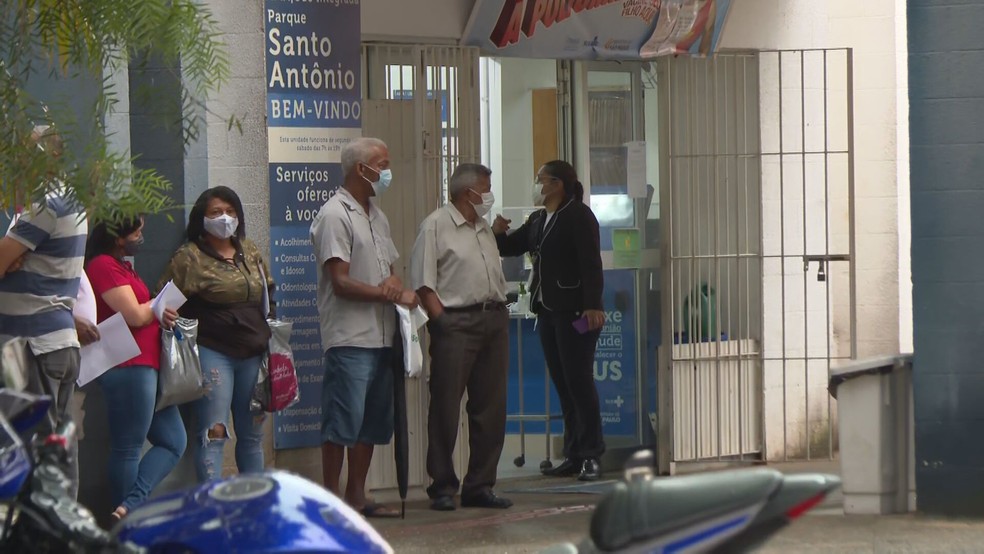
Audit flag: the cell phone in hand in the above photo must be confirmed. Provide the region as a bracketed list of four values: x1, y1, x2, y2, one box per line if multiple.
[572, 315, 590, 334]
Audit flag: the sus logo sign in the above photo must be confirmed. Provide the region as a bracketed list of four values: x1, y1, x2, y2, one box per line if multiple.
[594, 360, 623, 382]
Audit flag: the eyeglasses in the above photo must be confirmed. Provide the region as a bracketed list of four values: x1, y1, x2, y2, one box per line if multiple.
[535, 175, 560, 185]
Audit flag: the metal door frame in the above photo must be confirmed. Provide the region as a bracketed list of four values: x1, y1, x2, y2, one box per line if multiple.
[571, 59, 658, 450]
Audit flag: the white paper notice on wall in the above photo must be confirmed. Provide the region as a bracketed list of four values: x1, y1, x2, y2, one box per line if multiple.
[626, 141, 648, 199]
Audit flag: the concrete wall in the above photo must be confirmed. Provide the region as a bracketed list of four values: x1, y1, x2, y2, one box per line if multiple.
[494, 57, 558, 209]
[909, 0, 984, 517]
[723, 0, 906, 358]
[361, 0, 474, 43]
[128, 53, 189, 283]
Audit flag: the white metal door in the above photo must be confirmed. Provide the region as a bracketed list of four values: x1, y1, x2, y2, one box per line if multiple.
[362, 44, 481, 490]
[659, 49, 855, 468]
[660, 52, 764, 466]
[362, 99, 441, 492]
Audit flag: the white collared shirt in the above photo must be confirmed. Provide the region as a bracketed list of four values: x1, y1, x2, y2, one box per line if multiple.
[410, 203, 507, 308]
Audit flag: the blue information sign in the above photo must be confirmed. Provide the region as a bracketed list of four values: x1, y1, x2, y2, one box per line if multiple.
[594, 269, 638, 437]
[265, 0, 361, 449]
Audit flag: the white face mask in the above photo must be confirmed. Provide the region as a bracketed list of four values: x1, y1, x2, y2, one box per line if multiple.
[204, 214, 238, 239]
[363, 164, 393, 196]
[471, 189, 495, 217]
[532, 183, 546, 206]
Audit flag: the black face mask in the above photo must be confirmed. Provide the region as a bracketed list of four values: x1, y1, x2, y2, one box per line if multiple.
[123, 236, 144, 257]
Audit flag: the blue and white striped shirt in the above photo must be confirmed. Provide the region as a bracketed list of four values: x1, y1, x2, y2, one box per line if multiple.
[0, 191, 87, 354]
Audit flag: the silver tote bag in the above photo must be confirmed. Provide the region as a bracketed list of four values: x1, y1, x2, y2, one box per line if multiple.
[156, 317, 205, 411]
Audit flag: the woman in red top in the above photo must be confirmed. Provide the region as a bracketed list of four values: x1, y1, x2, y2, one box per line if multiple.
[85, 216, 185, 521]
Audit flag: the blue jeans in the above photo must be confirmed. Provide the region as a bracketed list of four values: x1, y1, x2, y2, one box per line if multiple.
[321, 347, 394, 447]
[98, 366, 187, 511]
[195, 347, 265, 482]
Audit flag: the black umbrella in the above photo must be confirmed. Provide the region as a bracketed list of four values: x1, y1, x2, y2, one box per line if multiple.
[391, 310, 409, 519]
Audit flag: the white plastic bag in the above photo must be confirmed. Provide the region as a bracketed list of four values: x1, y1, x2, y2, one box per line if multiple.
[395, 305, 428, 378]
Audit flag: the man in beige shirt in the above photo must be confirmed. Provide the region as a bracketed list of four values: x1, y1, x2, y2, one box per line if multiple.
[410, 163, 512, 511]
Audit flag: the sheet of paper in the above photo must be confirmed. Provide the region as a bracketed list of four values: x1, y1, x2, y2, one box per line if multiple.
[626, 141, 648, 199]
[78, 312, 141, 387]
[151, 280, 188, 322]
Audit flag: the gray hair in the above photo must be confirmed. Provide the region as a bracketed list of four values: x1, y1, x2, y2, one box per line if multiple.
[449, 163, 492, 200]
[341, 137, 388, 176]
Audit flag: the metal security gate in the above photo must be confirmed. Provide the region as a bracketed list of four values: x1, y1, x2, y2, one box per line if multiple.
[361, 44, 481, 490]
[759, 49, 856, 462]
[659, 49, 856, 469]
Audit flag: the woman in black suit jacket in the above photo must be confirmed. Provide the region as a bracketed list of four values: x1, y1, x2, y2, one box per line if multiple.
[493, 160, 605, 481]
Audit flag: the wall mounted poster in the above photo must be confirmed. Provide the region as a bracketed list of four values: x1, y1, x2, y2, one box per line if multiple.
[266, 0, 361, 449]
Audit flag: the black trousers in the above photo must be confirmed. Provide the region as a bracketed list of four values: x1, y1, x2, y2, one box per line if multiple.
[537, 309, 605, 460]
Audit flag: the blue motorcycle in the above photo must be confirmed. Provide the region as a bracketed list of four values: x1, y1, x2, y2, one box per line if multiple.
[113, 470, 393, 553]
[0, 389, 118, 552]
[0, 387, 393, 553]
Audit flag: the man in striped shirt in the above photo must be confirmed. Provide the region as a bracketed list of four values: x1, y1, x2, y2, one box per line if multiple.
[0, 126, 87, 496]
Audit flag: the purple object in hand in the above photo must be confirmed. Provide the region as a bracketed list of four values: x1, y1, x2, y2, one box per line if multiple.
[572, 315, 590, 334]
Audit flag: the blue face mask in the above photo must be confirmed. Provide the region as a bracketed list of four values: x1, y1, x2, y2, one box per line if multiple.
[363, 164, 393, 196]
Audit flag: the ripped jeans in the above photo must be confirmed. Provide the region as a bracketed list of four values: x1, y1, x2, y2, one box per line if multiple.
[194, 347, 265, 482]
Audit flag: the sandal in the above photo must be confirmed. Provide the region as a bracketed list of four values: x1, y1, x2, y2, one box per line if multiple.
[359, 502, 400, 519]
